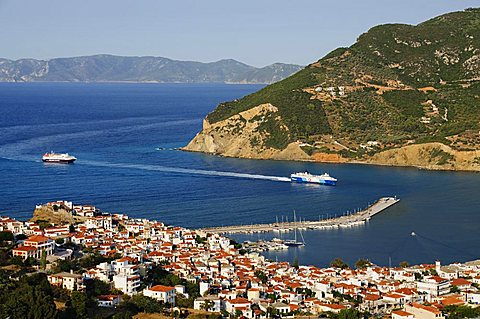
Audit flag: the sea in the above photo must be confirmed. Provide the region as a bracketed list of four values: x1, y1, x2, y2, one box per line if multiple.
[0, 82, 479, 267]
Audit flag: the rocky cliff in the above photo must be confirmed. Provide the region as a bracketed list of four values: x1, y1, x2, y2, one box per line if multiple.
[184, 103, 310, 161]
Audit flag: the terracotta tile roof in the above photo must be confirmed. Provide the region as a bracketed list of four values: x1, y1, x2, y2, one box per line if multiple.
[228, 297, 250, 304]
[13, 246, 37, 252]
[451, 278, 471, 286]
[364, 294, 382, 301]
[149, 285, 175, 292]
[384, 293, 404, 299]
[410, 302, 441, 314]
[392, 310, 413, 317]
[319, 303, 346, 310]
[25, 235, 50, 243]
[440, 296, 465, 306]
[429, 275, 447, 283]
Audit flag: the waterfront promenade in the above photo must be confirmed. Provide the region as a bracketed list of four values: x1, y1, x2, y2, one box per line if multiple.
[199, 197, 400, 234]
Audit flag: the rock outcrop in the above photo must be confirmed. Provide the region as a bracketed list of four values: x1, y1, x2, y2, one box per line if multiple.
[30, 206, 85, 224]
[184, 103, 310, 161]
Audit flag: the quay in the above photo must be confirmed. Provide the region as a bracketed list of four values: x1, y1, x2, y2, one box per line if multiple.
[199, 197, 400, 235]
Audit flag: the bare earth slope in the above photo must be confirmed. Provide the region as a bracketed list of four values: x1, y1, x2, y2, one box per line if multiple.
[184, 103, 310, 161]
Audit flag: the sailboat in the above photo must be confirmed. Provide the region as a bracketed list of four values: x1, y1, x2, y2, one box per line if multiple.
[284, 210, 306, 247]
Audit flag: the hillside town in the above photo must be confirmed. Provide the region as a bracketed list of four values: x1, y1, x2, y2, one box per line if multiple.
[1, 200, 480, 319]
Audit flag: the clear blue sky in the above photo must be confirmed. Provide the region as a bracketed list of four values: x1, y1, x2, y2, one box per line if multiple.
[1, 0, 478, 67]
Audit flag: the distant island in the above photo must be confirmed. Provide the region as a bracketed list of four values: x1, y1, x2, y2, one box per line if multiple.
[0, 54, 302, 84]
[184, 8, 480, 171]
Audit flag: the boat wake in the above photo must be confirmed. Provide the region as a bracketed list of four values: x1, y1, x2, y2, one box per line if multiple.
[80, 160, 291, 182]
[0, 154, 290, 182]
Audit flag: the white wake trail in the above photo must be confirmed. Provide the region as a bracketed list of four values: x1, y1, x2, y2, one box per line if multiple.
[80, 160, 291, 182]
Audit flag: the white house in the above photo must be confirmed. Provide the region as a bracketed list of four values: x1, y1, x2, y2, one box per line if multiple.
[435, 261, 458, 280]
[405, 303, 445, 319]
[143, 285, 176, 305]
[194, 296, 223, 312]
[12, 235, 55, 260]
[225, 297, 252, 317]
[272, 302, 291, 316]
[97, 295, 122, 307]
[391, 310, 415, 319]
[48, 272, 85, 291]
[317, 303, 346, 314]
[113, 273, 141, 295]
[466, 291, 480, 304]
[417, 276, 450, 300]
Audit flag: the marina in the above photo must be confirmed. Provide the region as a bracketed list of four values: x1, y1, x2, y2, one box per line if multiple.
[199, 196, 400, 235]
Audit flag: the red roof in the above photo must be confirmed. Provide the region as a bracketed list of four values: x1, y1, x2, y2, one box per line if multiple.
[384, 293, 404, 299]
[451, 278, 471, 286]
[440, 296, 465, 306]
[320, 303, 346, 310]
[365, 294, 382, 301]
[13, 246, 37, 252]
[410, 302, 441, 314]
[429, 276, 447, 283]
[228, 297, 250, 304]
[25, 235, 50, 243]
[149, 285, 175, 292]
[392, 310, 413, 317]
[97, 295, 121, 301]
[289, 304, 300, 311]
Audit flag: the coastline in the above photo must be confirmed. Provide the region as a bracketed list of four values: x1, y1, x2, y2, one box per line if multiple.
[182, 147, 480, 173]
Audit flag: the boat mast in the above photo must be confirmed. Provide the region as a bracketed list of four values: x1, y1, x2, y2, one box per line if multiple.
[294, 210, 297, 242]
[299, 227, 306, 245]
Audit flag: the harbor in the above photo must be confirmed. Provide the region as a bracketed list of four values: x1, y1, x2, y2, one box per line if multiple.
[199, 196, 400, 235]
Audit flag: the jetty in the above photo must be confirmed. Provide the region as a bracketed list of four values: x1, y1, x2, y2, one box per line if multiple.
[199, 197, 400, 234]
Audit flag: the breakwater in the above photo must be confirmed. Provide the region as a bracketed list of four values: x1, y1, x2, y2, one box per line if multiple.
[199, 197, 400, 234]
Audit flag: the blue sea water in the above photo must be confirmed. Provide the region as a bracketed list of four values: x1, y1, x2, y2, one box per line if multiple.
[0, 82, 479, 267]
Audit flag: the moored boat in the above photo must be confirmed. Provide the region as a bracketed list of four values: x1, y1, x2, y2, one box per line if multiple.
[284, 210, 306, 247]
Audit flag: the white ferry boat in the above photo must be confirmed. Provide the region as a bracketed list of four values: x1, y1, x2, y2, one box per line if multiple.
[42, 152, 77, 164]
[290, 171, 337, 186]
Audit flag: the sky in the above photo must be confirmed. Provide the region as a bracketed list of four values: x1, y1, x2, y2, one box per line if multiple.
[0, 0, 478, 67]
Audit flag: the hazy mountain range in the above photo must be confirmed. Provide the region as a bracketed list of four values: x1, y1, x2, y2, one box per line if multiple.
[0, 55, 302, 84]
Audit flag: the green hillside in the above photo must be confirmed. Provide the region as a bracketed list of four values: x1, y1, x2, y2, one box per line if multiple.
[205, 8, 480, 154]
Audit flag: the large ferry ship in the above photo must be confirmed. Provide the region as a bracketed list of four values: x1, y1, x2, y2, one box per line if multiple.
[290, 172, 337, 185]
[42, 152, 77, 164]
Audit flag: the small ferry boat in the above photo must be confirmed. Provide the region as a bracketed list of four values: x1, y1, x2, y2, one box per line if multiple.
[290, 171, 337, 185]
[42, 152, 77, 164]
